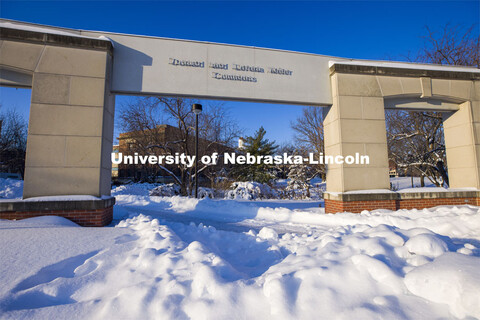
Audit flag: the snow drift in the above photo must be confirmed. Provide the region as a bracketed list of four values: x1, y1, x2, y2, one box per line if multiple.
[1, 183, 480, 319]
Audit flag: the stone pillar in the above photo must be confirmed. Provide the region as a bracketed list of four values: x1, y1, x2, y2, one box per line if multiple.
[324, 72, 390, 193]
[443, 98, 480, 189]
[23, 45, 114, 198]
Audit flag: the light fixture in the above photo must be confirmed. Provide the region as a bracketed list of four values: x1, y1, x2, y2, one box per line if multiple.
[192, 103, 203, 115]
[192, 104, 203, 198]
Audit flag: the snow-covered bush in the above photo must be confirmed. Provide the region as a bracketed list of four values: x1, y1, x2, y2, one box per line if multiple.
[198, 187, 214, 199]
[225, 181, 279, 200]
[149, 185, 214, 198]
[149, 183, 181, 197]
[282, 165, 326, 200]
[286, 164, 309, 191]
[112, 182, 159, 196]
[307, 186, 323, 200]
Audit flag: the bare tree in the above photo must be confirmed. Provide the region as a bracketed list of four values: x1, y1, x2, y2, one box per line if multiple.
[118, 97, 241, 195]
[414, 24, 479, 68]
[290, 106, 325, 180]
[386, 110, 447, 187]
[201, 106, 240, 147]
[0, 107, 28, 178]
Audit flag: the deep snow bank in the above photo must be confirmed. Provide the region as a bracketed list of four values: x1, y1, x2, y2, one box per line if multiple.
[114, 188, 480, 241]
[1, 201, 480, 319]
[405, 253, 480, 318]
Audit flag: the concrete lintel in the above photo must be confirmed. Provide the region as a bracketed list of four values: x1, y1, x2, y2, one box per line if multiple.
[0, 196, 115, 212]
[323, 190, 480, 202]
[0, 27, 113, 53]
[330, 64, 480, 81]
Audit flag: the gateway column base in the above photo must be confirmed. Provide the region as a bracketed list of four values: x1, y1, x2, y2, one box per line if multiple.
[324, 191, 479, 213]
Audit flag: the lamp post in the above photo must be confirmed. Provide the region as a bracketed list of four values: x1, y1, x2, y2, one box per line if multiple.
[192, 104, 202, 198]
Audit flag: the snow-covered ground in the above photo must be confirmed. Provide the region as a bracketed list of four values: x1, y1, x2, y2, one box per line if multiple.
[390, 176, 436, 190]
[1, 181, 480, 319]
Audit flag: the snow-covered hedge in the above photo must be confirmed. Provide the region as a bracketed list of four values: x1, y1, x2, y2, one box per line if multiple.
[225, 181, 279, 200]
[198, 187, 214, 199]
[149, 184, 214, 198]
[150, 183, 181, 197]
[112, 182, 160, 197]
[116, 180, 323, 200]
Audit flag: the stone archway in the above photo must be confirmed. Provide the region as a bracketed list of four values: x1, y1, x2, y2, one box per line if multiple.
[323, 63, 480, 212]
[0, 25, 116, 226]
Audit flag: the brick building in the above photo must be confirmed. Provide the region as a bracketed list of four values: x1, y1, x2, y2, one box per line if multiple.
[116, 124, 233, 183]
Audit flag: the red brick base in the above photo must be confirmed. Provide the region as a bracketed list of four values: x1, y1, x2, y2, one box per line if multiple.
[325, 197, 479, 213]
[0, 206, 114, 227]
[397, 197, 478, 210]
[325, 199, 396, 213]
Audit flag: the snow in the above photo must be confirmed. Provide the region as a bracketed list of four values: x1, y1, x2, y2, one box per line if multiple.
[112, 182, 159, 196]
[404, 233, 449, 258]
[1, 215, 80, 227]
[225, 181, 279, 200]
[404, 253, 480, 319]
[258, 227, 279, 240]
[390, 176, 436, 190]
[150, 183, 181, 197]
[342, 189, 394, 194]
[1, 182, 480, 319]
[23, 195, 112, 202]
[399, 187, 478, 193]
[338, 177, 479, 195]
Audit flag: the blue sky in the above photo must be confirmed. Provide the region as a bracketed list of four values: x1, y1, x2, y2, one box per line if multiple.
[0, 0, 478, 144]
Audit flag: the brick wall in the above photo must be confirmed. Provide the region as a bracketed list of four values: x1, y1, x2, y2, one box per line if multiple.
[325, 199, 397, 213]
[325, 198, 480, 213]
[0, 206, 113, 227]
[397, 197, 478, 210]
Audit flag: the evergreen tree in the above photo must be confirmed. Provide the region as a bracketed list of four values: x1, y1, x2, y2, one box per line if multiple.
[286, 164, 310, 199]
[233, 126, 278, 183]
[244, 126, 278, 156]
